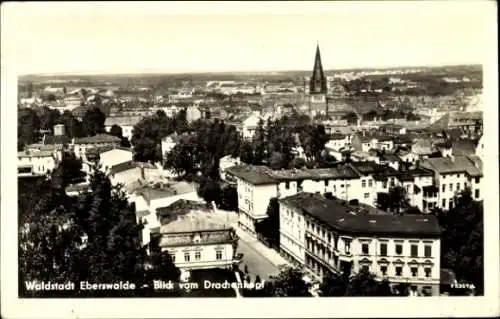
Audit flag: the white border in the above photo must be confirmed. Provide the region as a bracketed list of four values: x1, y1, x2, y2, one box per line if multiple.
[2, 1, 499, 318]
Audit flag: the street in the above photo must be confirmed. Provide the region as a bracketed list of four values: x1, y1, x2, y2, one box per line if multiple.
[236, 237, 280, 281]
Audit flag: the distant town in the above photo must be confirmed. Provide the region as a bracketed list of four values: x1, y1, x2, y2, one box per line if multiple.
[18, 44, 483, 298]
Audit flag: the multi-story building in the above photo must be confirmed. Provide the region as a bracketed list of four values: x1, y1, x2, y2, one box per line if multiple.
[154, 200, 237, 270]
[226, 164, 363, 236]
[279, 192, 442, 296]
[72, 134, 121, 160]
[421, 155, 483, 210]
[17, 149, 57, 176]
[104, 116, 142, 141]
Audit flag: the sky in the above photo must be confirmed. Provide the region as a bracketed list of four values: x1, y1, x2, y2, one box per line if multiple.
[1, 1, 495, 75]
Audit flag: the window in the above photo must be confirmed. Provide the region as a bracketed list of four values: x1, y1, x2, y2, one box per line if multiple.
[442, 174, 446, 179]
[395, 266, 403, 276]
[368, 180, 373, 187]
[324, 180, 329, 187]
[216, 250, 223, 260]
[475, 177, 480, 183]
[424, 245, 432, 257]
[449, 183, 453, 191]
[410, 244, 418, 257]
[285, 181, 290, 189]
[411, 267, 418, 277]
[361, 265, 369, 272]
[424, 268, 432, 278]
[380, 243, 387, 256]
[449, 199, 453, 209]
[383, 182, 388, 189]
[442, 184, 446, 192]
[457, 173, 461, 178]
[380, 265, 387, 275]
[475, 189, 480, 199]
[395, 244, 403, 255]
[170, 254, 176, 262]
[456, 183, 460, 191]
[184, 252, 190, 262]
[362, 180, 366, 188]
[362, 243, 369, 254]
[364, 193, 369, 199]
[341, 184, 345, 188]
[442, 199, 446, 209]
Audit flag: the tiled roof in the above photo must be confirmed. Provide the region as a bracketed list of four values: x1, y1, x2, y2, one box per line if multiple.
[18, 150, 54, 158]
[110, 160, 138, 174]
[451, 139, 477, 156]
[280, 192, 441, 237]
[420, 155, 482, 176]
[160, 211, 232, 234]
[44, 135, 71, 145]
[156, 199, 209, 219]
[398, 167, 434, 181]
[74, 134, 121, 144]
[226, 164, 361, 185]
[104, 116, 143, 127]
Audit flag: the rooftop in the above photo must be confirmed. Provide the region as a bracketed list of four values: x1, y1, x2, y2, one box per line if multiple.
[43, 135, 71, 145]
[18, 150, 54, 158]
[109, 160, 138, 174]
[421, 155, 482, 176]
[280, 192, 441, 237]
[104, 116, 143, 127]
[160, 211, 232, 234]
[74, 133, 121, 144]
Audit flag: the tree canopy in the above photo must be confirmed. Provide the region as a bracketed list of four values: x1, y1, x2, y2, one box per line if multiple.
[436, 188, 483, 295]
[18, 169, 180, 297]
[320, 269, 393, 296]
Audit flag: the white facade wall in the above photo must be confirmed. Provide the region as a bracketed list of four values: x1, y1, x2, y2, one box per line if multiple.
[99, 149, 133, 171]
[163, 242, 234, 270]
[18, 155, 56, 175]
[279, 205, 306, 265]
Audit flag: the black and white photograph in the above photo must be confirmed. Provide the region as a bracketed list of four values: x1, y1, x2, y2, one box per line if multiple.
[1, 1, 498, 318]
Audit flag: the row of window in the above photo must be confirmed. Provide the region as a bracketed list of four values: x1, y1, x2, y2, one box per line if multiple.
[170, 250, 223, 263]
[361, 179, 373, 188]
[362, 242, 432, 258]
[362, 265, 432, 278]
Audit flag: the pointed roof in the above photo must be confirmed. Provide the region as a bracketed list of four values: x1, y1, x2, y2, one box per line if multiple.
[309, 43, 327, 94]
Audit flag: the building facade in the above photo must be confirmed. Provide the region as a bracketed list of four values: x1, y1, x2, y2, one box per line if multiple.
[279, 193, 442, 296]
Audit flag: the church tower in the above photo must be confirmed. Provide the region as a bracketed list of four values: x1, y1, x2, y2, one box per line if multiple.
[307, 43, 328, 115]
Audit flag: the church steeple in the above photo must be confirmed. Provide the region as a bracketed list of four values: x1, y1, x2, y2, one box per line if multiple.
[309, 43, 327, 94]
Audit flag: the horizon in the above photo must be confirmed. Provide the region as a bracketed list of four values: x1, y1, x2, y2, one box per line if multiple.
[19, 63, 483, 79]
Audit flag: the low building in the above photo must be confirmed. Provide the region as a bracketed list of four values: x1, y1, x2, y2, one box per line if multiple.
[104, 116, 143, 140]
[420, 155, 483, 210]
[98, 147, 134, 172]
[72, 134, 121, 160]
[157, 201, 237, 270]
[219, 155, 240, 183]
[279, 192, 442, 296]
[17, 149, 56, 176]
[242, 113, 261, 140]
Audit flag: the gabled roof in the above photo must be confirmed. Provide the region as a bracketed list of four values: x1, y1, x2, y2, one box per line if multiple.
[420, 155, 482, 176]
[74, 134, 121, 144]
[104, 116, 143, 127]
[109, 160, 138, 174]
[280, 192, 441, 237]
[43, 135, 71, 145]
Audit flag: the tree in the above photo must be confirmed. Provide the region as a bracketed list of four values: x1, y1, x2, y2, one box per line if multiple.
[59, 111, 85, 138]
[239, 140, 254, 164]
[342, 111, 359, 125]
[82, 107, 106, 136]
[18, 108, 41, 150]
[319, 272, 348, 296]
[377, 186, 409, 214]
[36, 106, 61, 130]
[58, 153, 86, 186]
[320, 269, 393, 296]
[200, 179, 221, 205]
[269, 152, 285, 170]
[18, 169, 181, 297]
[219, 185, 238, 211]
[265, 266, 310, 297]
[255, 198, 280, 248]
[438, 188, 483, 295]
[109, 124, 123, 138]
[251, 119, 266, 165]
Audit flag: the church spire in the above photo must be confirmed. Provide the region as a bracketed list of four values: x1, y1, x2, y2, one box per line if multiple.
[309, 43, 327, 94]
